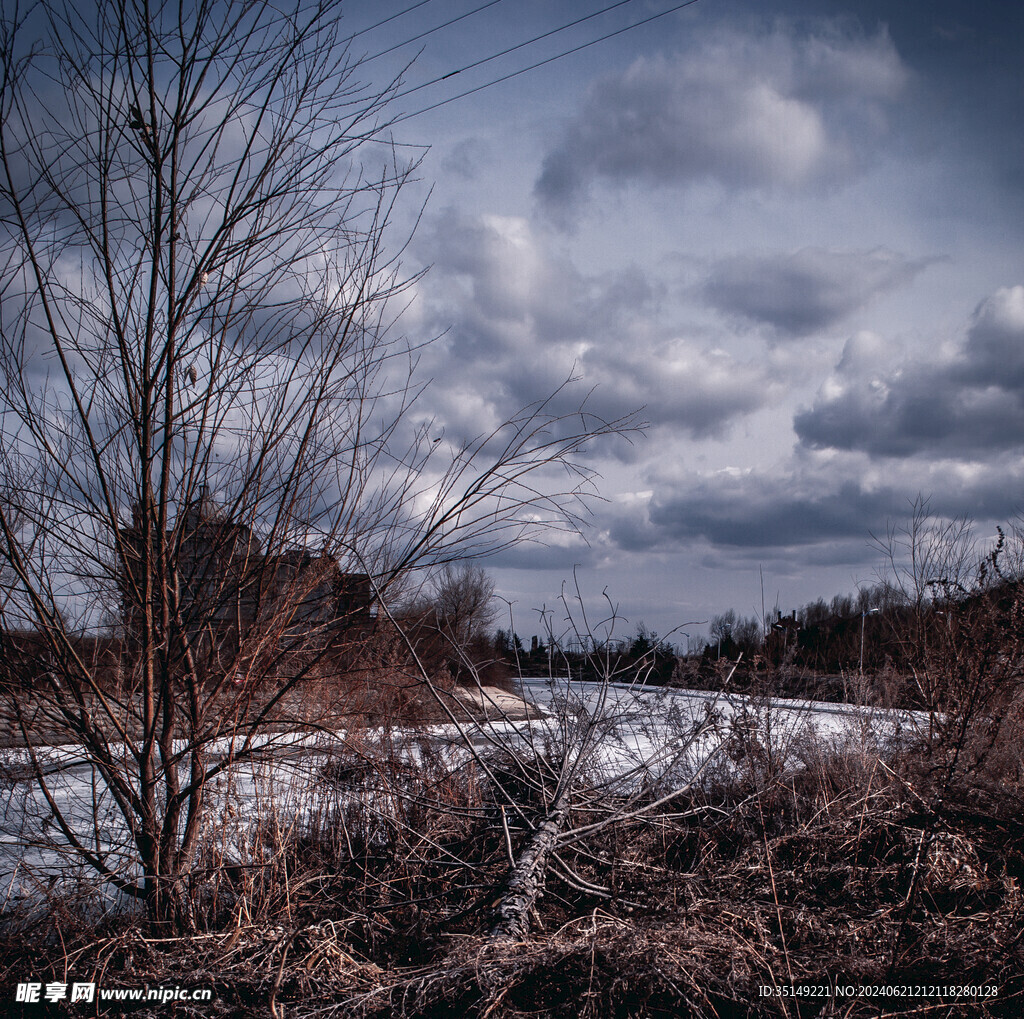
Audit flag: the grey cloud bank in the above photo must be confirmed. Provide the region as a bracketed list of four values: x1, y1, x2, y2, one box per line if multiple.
[534, 23, 907, 216]
[704, 248, 939, 337]
[796, 286, 1024, 457]
[367, 0, 1024, 635]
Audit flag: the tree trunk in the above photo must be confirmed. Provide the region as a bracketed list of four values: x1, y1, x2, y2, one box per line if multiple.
[489, 804, 567, 942]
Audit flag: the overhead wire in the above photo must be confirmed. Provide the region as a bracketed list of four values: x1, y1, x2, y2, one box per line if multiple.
[339, 0, 439, 45]
[391, 0, 643, 105]
[390, 0, 701, 125]
[359, 0, 507, 65]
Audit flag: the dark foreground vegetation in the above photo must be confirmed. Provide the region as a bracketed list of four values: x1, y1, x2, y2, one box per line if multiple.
[3, 675, 1022, 1018]
[5, 510, 1024, 1017]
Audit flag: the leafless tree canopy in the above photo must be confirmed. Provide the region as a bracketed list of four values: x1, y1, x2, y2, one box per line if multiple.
[0, 0, 633, 921]
[423, 563, 497, 644]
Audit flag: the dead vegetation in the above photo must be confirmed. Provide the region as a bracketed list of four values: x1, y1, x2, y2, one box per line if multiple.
[4, 562, 1024, 1015]
[3, 711, 1022, 1017]
[4, 532, 1023, 1015]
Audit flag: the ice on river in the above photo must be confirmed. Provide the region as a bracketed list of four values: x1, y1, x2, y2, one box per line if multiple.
[0, 679, 928, 909]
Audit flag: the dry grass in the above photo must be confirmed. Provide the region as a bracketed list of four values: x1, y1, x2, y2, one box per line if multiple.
[3, 718, 1023, 1017]
[4, 634, 1024, 1017]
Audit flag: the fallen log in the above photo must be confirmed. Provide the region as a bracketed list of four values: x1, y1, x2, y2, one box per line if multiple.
[489, 803, 568, 942]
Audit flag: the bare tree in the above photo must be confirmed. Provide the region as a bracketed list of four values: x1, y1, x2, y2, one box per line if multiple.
[0, 0, 632, 923]
[874, 499, 1024, 774]
[482, 602, 722, 943]
[874, 496, 973, 613]
[381, 581, 719, 945]
[392, 562, 501, 685]
[429, 563, 497, 646]
[872, 496, 977, 700]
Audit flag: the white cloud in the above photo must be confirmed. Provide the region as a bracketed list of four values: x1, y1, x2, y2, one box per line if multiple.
[412, 209, 776, 446]
[534, 23, 908, 216]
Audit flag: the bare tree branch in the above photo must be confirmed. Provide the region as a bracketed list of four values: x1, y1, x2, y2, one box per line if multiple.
[0, 0, 636, 924]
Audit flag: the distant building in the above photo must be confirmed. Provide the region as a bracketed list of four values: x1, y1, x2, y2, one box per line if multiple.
[119, 489, 375, 647]
[0, 630, 123, 691]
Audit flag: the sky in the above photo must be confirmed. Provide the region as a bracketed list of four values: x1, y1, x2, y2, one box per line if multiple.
[6, 0, 1015, 645]
[331, 0, 1024, 645]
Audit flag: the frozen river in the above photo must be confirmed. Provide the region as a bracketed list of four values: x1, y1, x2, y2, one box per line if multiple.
[0, 679, 928, 909]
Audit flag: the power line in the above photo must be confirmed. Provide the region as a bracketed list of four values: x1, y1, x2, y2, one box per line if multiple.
[360, 0, 506, 65]
[391, 0, 700, 125]
[339, 0, 439, 45]
[392, 0, 642, 105]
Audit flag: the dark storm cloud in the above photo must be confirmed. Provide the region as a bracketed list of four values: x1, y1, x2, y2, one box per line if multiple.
[487, 540, 598, 572]
[796, 286, 1024, 456]
[535, 23, 907, 216]
[612, 474, 902, 551]
[605, 452, 1024, 559]
[704, 248, 937, 337]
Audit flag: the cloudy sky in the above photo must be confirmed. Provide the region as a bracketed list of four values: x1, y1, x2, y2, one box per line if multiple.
[349, 0, 1024, 642]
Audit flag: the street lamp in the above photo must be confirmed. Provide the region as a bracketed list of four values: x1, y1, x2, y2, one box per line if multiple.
[859, 607, 881, 675]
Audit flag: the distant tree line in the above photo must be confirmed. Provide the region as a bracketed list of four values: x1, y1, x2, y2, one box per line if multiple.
[493, 623, 677, 686]
[424, 506, 1024, 713]
[693, 515, 1024, 710]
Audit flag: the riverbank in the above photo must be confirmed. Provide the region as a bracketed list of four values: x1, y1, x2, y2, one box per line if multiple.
[2, 722, 1021, 1018]
[2, 678, 1020, 1017]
